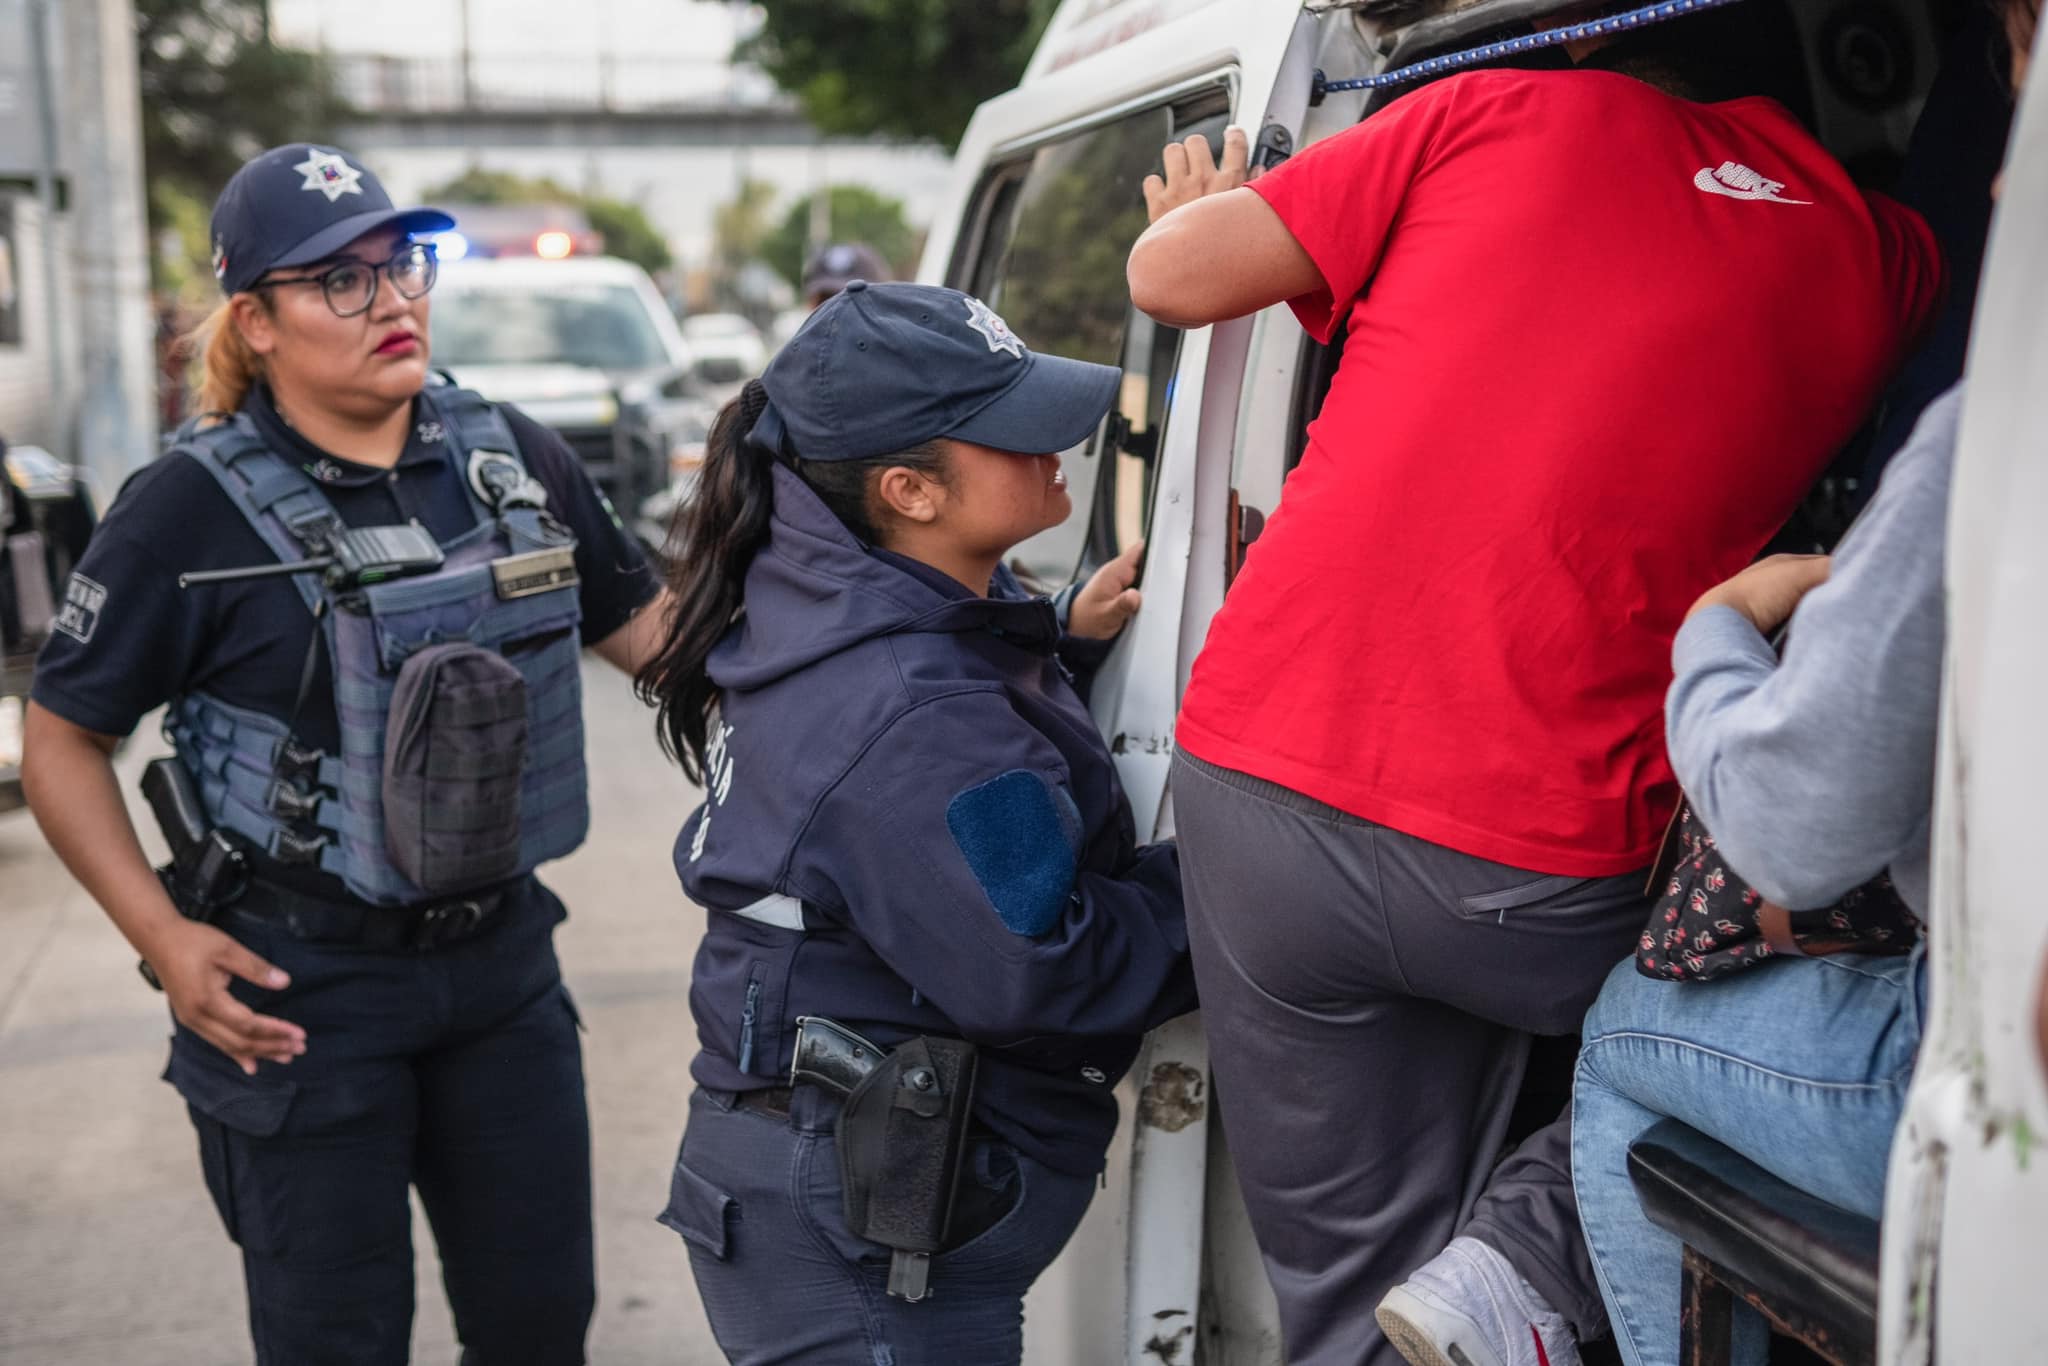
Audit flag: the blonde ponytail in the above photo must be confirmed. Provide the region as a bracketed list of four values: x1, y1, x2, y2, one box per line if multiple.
[186, 300, 267, 417]
[2007, 0, 2037, 92]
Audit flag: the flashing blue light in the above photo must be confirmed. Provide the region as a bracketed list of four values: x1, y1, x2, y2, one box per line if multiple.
[436, 230, 471, 263]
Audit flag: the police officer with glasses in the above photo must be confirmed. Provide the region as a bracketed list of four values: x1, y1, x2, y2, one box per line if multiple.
[22, 143, 670, 1365]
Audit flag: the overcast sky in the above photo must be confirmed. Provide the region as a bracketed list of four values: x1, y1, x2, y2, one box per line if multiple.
[270, 0, 748, 59]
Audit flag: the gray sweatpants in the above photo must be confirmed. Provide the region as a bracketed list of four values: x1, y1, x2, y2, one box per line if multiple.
[1173, 751, 1650, 1366]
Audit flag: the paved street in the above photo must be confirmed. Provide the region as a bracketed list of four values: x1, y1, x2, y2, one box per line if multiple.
[0, 660, 726, 1364]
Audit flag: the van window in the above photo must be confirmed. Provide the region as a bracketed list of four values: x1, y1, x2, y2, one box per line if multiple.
[952, 86, 1229, 589]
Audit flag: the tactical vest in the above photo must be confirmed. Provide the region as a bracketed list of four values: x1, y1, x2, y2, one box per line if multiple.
[165, 384, 591, 906]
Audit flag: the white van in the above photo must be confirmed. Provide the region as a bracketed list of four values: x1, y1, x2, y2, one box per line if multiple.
[917, 1, 2048, 1361]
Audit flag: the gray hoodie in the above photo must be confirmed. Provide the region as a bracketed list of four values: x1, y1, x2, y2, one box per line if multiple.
[1666, 384, 1959, 916]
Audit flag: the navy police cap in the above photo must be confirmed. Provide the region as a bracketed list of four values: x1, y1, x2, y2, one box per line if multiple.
[752, 282, 1121, 463]
[209, 144, 455, 296]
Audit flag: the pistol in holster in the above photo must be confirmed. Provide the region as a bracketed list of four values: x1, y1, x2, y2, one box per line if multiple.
[136, 756, 249, 991]
[792, 1015, 979, 1303]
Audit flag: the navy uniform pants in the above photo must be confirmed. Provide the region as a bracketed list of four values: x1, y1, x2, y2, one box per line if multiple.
[666, 1085, 1096, 1364]
[162, 877, 594, 1365]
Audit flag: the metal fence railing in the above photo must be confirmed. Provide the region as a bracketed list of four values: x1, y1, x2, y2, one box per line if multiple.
[332, 54, 789, 115]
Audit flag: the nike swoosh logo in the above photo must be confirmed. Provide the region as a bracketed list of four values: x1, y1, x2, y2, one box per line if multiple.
[1694, 167, 1811, 204]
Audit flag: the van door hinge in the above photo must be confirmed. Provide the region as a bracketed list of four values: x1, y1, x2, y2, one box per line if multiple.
[1253, 121, 1295, 172]
[1226, 488, 1265, 589]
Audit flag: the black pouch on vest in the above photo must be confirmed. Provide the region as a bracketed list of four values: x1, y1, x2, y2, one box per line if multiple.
[836, 1035, 978, 1299]
[382, 642, 528, 895]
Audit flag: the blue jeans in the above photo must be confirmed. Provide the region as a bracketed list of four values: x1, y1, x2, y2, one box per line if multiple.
[1571, 950, 1925, 1366]
[163, 879, 594, 1365]
[665, 1086, 1096, 1365]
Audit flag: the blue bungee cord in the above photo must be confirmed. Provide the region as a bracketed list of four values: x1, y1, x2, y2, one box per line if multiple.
[1313, 0, 1747, 97]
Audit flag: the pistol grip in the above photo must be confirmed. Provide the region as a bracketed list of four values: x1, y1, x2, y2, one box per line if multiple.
[791, 1016, 886, 1095]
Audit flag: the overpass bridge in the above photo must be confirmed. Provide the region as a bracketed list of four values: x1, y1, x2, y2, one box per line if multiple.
[333, 53, 823, 149]
[324, 52, 958, 286]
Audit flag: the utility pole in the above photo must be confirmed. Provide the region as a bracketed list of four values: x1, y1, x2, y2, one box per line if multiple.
[459, 0, 474, 106]
[61, 0, 156, 483]
[807, 140, 831, 256]
[26, 0, 70, 460]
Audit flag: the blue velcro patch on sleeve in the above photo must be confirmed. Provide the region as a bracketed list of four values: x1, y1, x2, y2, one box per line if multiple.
[946, 770, 1081, 939]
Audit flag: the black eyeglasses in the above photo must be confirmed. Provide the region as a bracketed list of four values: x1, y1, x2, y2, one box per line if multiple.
[254, 242, 438, 318]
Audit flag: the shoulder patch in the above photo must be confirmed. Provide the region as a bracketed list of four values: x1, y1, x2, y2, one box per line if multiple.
[52, 574, 106, 644]
[946, 769, 1081, 938]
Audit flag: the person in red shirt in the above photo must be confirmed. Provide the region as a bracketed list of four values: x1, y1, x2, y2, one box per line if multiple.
[1126, 16, 1940, 1366]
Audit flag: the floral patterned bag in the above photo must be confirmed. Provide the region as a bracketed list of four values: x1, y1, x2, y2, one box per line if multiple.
[1635, 800, 1921, 982]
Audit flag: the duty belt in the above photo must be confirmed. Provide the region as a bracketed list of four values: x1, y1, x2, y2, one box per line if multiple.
[236, 876, 511, 951]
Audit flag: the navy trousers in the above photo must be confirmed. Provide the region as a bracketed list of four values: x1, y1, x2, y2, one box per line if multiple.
[666, 1085, 1096, 1365]
[162, 878, 594, 1365]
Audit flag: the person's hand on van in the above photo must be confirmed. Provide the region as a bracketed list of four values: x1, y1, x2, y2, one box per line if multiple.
[1069, 540, 1146, 639]
[1688, 553, 1832, 633]
[1144, 128, 1254, 223]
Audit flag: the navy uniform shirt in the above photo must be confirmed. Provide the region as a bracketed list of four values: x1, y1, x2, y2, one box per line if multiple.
[32, 383, 657, 885]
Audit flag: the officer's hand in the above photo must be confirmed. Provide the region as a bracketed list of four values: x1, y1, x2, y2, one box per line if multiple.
[148, 919, 307, 1074]
[1144, 127, 1255, 224]
[1687, 553, 1831, 635]
[1069, 540, 1145, 640]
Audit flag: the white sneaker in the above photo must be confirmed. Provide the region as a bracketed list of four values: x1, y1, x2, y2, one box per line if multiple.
[1375, 1236, 1582, 1366]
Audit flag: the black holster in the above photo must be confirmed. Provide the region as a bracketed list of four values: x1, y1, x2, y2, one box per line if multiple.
[136, 757, 248, 991]
[835, 1035, 978, 1297]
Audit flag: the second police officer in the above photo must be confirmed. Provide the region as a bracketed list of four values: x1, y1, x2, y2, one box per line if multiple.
[636, 281, 1196, 1363]
[22, 145, 669, 1363]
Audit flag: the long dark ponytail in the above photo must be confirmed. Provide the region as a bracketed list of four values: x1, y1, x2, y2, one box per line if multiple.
[635, 378, 948, 783]
[637, 381, 778, 782]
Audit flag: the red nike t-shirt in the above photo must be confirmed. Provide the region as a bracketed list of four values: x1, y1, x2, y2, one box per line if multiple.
[1175, 68, 1941, 876]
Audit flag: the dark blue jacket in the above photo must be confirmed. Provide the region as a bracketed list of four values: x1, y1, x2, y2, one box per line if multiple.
[680, 465, 1195, 1175]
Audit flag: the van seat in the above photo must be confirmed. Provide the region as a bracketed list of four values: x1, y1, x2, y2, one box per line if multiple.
[1626, 1119, 1879, 1366]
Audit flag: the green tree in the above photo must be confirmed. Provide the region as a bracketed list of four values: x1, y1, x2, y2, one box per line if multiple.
[581, 197, 672, 276]
[759, 186, 919, 291]
[744, 0, 1060, 147]
[711, 179, 780, 280]
[150, 181, 218, 302]
[137, 0, 347, 287]
[417, 170, 673, 276]
[419, 167, 577, 205]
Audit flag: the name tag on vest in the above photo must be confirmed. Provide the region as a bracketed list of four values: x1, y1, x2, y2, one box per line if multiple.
[491, 547, 579, 600]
